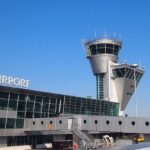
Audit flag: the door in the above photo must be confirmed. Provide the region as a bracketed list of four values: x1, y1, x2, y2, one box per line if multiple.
[68, 118, 73, 130]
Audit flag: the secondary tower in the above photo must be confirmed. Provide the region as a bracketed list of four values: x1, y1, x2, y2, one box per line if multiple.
[84, 35, 144, 112]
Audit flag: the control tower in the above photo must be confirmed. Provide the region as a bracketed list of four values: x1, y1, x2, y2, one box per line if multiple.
[84, 35, 144, 112]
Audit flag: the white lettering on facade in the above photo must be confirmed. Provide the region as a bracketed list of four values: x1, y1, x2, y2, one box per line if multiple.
[8, 77, 13, 84]
[0, 75, 29, 88]
[2, 76, 8, 84]
[14, 78, 20, 86]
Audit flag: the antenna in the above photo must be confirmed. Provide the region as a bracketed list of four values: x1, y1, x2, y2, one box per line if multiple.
[94, 30, 97, 39]
[119, 34, 122, 42]
[138, 62, 145, 70]
[113, 32, 116, 38]
[104, 31, 108, 38]
[123, 59, 127, 64]
[141, 66, 145, 70]
[81, 39, 86, 50]
[81, 39, 90, 56]
[139, 62, 145, 70]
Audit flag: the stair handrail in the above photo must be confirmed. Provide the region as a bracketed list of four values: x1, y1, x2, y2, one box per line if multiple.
[74, 129, 93, 148]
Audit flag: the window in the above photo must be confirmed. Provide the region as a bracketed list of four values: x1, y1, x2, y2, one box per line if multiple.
[97, 44, 105, 54]
[83, 120, 87, 124]
[10, 93, 18, 100]
[17, 112, 25, 118]
[106, 120, 110, 125]
[126, 68, 132, 78]
[41, 113, 48, 118]
[16, 119, 24, 128]
[98, 48, 104, 54]
[114, 45, 120, 49]
[0, 118, 6, 129]
[127, 92, 132, 96]
[128, 70, 134, 79]
[136, 73, 143, 81]
[26, 95, 35, 102]
[131, 121, 135, 126]
[41, 121, 44, 125]
[0, 99, 8, 110]
[114, 68, 125, 78]
[118, 121, 122, 125]
[25, 112, 33, 118]
[19, 94, 26, 101]
[95, 120, 98, 124]
[18, 101, 26, 111]
[89, 44, 96, 50]
[0, 92, 9, 99]
[9, 100, 17, 110]
[89, 44, 97, 55]
[6, 118, 15, 128]
[26, 102, 34, 112]
[36, 96, 42, 103]
[145, 121, 149, 126]
[106, 48, 113, 54]
[43, 97, 49, 104]
[35, 103, 42, 112]
[114, 48, 119, 55]
[42, 104, 49, 113]
[34, 113, 41, 118]
[50, 121, 53, 124]
[59, 120, 62, 124]
[33, 121, 35, 125]
[91, 49, 97, 55]
[50, 98, 56, 104]
[106, 44, 113, 48]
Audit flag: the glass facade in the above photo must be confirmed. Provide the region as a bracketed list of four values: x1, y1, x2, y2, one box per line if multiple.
[0, 86, 119, 129]
[96, 74, 104, 100]
[64, 96, 119, 116]
[113, 67, 143, 81]
[7, 135, 53, 146]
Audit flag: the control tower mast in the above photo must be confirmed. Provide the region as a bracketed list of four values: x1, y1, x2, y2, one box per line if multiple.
[84, 35, 144, 113]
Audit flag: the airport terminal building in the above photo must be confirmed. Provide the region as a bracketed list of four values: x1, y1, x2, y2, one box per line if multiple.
[1, 85, 150, 149]
[0, 35, 148, 149]
[0, 85, 119, 147]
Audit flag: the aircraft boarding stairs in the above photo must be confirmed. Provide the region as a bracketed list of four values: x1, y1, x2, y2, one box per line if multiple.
[73, 129, 99, 150]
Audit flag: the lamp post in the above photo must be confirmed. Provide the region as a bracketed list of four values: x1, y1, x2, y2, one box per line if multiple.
[131, 64, 138, 117]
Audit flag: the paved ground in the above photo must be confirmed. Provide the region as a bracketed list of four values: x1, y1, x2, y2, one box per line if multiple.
[2, 142, 150, 150]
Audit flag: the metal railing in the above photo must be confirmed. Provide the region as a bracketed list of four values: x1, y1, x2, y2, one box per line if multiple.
[74, 129, 98, 150]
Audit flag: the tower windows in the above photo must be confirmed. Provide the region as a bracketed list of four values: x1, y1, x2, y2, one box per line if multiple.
[89, 43, 120, 56]
[96, 74, 104, 100]
[106, 48, 113, 54]
[113, 67, 143, 81]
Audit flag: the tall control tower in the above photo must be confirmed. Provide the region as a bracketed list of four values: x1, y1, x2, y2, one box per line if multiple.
[84, 35, 144, 113]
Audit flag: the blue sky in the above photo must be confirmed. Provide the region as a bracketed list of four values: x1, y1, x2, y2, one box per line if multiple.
[0, 0, 150, 116]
